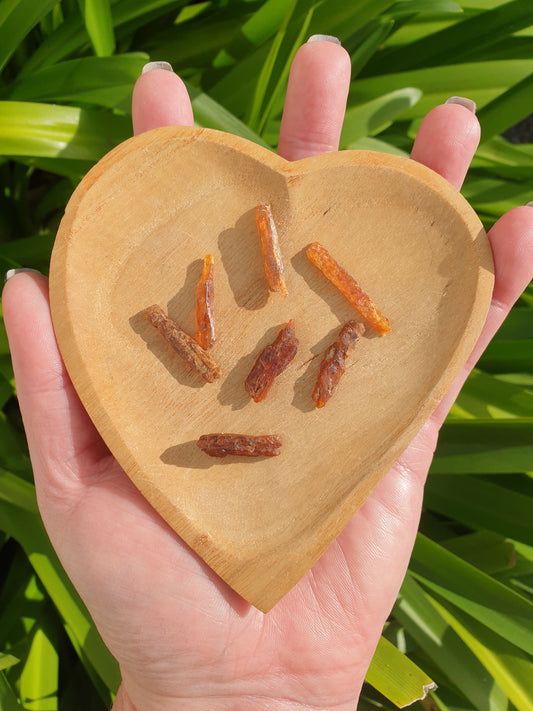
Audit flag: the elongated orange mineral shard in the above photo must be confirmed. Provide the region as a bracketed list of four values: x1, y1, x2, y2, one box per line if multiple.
[313, 320, 365, 408]
[245, 319, 299, 402]
[145, 304, 221, 383]
[256, 202, 288, 296]
[197, 433, 282, 458]
[195, 254, 215, 350]
[306, 241, 390, 335]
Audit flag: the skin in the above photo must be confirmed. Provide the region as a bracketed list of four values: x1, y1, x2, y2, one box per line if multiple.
[3, 40, 533, 711]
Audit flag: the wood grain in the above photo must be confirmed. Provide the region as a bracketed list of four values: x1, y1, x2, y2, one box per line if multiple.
[49, 126, 494, 612]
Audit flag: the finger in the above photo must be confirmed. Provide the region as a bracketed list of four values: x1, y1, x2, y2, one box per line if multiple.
[410, 98, 480, 190]
[132, 62, 194, 136]
[278, 37, 351, 161]
[432, 205, 533, 426]
[2, 273, 110, 499]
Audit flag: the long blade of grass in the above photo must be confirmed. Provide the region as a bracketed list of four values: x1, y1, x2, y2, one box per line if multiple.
[440, 532, 516, 575]
[431, 418, 533, 474]
[365, 635, 436, 708]
[352, 59, 533, 120]
[0, 101, 130, 162]
[0, 500, 120, 700]
[430, 594, 533, 711]
[309, 0, 396, 40]
[20, 0, 186, 77]
[247, 0, 318, 134]
[493, 309, 533, 341]
[0, 670, 20, 711]
[425, 475, 533, 547]
[7, 54, 148, 111]
[19, 611, 59, 711]
[410, 534, 533, 657]
[348, 19, 395, 78]
[211, 0, 289, 69]
[449, 369, 533, 419]
[0, 553, 42, 648]
[390, 0, 463, 13]
[396, 574, 509, 711]
[78, 0, 115, 57]
[365, 0, 533, 74]
[0, 0, 58, 72]
[0, 467, 39, 513]
[477, 72, 533, 143]
[479, 338, 533, 374]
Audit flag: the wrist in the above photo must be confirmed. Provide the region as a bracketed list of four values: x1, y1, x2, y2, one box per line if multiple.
[112, 684, 357, 711]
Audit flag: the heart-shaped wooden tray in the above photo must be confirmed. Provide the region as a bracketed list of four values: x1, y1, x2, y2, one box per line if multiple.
[49, 126, 494, 612]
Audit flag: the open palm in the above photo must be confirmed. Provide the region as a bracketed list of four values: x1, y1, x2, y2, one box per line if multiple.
[3, 40, 533, 711]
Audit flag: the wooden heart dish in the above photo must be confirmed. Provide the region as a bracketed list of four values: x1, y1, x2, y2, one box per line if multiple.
[49, 126, 494, 612]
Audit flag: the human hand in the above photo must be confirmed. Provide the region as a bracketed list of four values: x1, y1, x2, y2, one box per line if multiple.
[3, 39, 533, 711]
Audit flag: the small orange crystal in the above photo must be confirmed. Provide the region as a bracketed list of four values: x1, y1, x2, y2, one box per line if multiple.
[195, 254, 215, 350]
[255, 203, 288, 297]
[306, 241, 390, 335]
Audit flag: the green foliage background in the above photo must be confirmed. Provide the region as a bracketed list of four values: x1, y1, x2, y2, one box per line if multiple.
[1, 1, 533, 709]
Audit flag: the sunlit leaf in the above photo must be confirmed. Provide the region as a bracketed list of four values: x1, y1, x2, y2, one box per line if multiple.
[78, 0, 115, 57]
[366, 635, 436, 708]
[411, 534, 533, 657]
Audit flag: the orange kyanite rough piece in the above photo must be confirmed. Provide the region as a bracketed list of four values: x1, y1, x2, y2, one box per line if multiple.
[255, 203, 288, 296]
[145, 304, 221, 383]
[306, 241, 390, 335]
[195, 254, 215, 350]
[312, 320, 365, 408]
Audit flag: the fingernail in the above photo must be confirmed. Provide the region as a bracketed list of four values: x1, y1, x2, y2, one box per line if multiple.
[526, 201, 533, 207]
[142, 61, 173, 74]
[445, 96, 477, 114]
[4, 268, 42, 283]
[307, 34, 341, 45]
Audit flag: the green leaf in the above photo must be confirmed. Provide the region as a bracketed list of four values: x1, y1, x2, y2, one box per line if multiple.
[493, 309, 533, 341]
[430, 594, 533, 711]
[348, 19, 395, 78]
[425, 475, 533, 547]
[0, 101, 130, 162]
[247, 0, 319, 134]
[211, 0, 290, 69]
[78, 0, 115, 57]
[450, 369, 533, 419]
[20, 611, 59, 711]
[0, 559, 44, 668]
[0, 467, 38, 513]
[391, 0, 463, 14]
[0, 233, 55, 269]
[342, 135, 409, 156]
[7, 54, 148, 111]
[340, 87, 421, 145]
[0, 0, 58, 72]
[20, 0, 186, 77]
[432, 419, 533, 473]
[0, 652, 19, 671]
[0, 670, 20, 711]
[410, 534, 533, 657]
[352, 59, 533, 120]
[396, 574, 509, 711]
[366, 635, 436, 708]
[479, 338, 533, 374]
[478, 72, 533, 143]
[366, 0, 533, 73]
[186, 84, 268, 146]
[0, 500, 119, 701]
[441, 531, 516, 575]
[309, 0, 396, 40]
